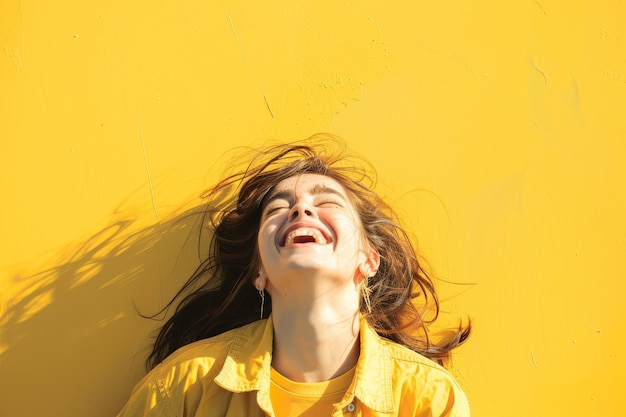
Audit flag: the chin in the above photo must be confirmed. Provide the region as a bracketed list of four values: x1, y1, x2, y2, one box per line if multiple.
[284, 259, 330, 271]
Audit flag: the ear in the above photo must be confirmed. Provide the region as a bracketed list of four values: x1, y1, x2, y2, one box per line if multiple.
[254, 267, 267, 292]
[358, 246, 380, 280]
[367, 246, 380, 274]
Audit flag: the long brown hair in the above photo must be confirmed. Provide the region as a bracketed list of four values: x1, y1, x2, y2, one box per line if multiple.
[146, 135, 470, 369]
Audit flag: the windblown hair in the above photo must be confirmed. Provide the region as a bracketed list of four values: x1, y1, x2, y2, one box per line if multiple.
[146, 134, 470, 369]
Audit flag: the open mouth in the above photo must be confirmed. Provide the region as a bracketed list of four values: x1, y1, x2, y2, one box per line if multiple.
[282, 227, 330, 246]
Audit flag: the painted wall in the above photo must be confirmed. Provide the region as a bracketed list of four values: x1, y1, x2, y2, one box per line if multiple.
[1, 1, 624, 416]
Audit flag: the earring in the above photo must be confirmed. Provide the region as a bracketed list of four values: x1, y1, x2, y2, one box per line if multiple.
[360, 277, 372, 313]
[259, 289, 265, 319]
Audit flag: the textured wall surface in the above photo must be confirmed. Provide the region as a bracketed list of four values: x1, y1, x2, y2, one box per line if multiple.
[1, 1, 625, 416]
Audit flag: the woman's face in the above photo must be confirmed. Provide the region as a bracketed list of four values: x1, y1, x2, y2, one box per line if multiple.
[256, 174, 372, 296]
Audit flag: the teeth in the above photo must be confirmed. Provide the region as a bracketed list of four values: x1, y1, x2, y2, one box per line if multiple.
[284, 227, 327, 246]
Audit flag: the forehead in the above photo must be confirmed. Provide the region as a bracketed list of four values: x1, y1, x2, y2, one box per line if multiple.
[268, 173, 350, 198]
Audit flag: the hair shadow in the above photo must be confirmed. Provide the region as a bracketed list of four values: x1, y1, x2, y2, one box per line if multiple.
[0, 202, 212, 417]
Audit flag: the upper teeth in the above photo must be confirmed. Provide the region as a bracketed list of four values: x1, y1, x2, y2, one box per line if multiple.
[284, 227, 327, 245]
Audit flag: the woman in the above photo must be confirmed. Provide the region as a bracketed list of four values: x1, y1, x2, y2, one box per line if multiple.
[117, 135, 471, 416]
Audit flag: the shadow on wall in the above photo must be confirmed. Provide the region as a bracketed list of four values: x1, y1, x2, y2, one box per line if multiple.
[0, 203, 213, 417]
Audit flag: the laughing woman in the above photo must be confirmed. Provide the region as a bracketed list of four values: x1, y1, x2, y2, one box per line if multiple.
[116, 136, 471, 417]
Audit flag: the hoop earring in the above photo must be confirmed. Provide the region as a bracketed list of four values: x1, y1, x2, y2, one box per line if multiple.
[259, 290, 265, 319]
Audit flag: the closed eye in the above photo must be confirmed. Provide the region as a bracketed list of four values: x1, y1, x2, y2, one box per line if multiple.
[265, 204, 290, 215]
[316, 198, 343, 208]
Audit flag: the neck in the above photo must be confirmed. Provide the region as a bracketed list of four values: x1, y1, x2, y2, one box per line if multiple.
[270, 299, 361, 383]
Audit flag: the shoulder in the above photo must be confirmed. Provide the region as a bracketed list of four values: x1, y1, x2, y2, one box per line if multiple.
[383, 338, 458, 382]
[368, 334, 470, 416]
[117, 320, 268, 417]
[391, 344, 469, 416]
[361, 321, 465, 392]
[149, 326, 238, 380]
[160, 325, 241, 367]
[155, 319, 267, 381]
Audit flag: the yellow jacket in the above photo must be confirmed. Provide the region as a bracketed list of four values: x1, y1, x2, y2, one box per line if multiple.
[116, 316, 469, 417]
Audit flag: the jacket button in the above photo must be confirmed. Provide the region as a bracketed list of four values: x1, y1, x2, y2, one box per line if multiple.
[347, 403, 355, 412]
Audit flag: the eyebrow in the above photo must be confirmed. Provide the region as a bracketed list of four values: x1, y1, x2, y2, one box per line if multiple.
[264, 183, 347, 206]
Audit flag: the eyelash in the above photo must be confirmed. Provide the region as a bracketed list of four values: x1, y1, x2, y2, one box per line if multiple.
[316, 199, 342, 207]
[264, 199, 342, 215]
[265, 205, 289, 215]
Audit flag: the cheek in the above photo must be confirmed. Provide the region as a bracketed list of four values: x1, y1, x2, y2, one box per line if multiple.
[335, 215, 369, 257]
[257, 219, 282, 254]
[332, 214, 363, 241]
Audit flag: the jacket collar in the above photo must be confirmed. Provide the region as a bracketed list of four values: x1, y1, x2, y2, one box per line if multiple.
[213, 314, 395, 413]
[342, 317, 395, 413]
[213, 316, 274, 393]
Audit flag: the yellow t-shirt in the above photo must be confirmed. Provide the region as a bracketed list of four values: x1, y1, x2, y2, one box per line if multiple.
[270, 366, 356, 417]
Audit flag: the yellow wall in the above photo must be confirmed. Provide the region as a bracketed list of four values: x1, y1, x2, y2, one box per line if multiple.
[1, 1, 624, 416]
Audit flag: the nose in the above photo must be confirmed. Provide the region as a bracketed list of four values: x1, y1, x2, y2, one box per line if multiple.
[288, 201, 316, 221]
